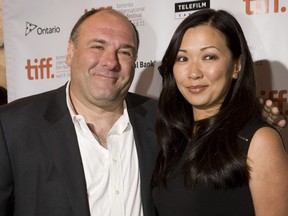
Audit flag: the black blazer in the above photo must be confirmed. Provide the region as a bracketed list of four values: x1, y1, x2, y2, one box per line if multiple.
[0, 85, 159, 216]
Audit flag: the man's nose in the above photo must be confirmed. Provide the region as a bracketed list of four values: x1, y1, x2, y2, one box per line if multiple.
[100, 50, 120, 71]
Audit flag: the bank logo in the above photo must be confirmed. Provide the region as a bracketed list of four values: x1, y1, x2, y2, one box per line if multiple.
[25, 22, 38, 36]
[25, 22, 61, 36]
[175, 0, 210, 19]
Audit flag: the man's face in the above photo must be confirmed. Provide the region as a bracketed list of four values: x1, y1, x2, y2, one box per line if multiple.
[66, 11, 138, 108]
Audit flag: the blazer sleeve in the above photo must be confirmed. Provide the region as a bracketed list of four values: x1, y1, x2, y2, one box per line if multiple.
[0, 120, 14, 216]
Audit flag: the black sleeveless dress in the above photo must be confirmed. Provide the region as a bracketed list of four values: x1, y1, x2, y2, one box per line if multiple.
[152, 118, 274, 216]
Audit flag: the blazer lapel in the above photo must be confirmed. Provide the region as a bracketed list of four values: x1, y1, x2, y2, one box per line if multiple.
[40, 85, 90, 216]
[125, 93, 159, 216]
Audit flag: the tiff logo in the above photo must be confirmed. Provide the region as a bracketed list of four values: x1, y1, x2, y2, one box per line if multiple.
[84, 6, 112, 13]
[260, 89, 288, 115]
[243, 0, 287, 15]
[25, 58, 54, 80]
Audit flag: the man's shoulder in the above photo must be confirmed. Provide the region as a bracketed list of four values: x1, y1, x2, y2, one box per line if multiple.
[0, 84, 66, 115]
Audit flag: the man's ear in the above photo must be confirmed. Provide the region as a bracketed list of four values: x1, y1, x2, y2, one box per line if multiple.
[66, 41, 75, 66]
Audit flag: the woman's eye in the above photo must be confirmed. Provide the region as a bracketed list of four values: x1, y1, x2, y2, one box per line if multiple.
[176, 56, 187, 62]
[204, 55, 217, 60]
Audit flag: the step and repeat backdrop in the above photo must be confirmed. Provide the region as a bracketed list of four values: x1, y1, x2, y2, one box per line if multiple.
[3, 0, 288, 144]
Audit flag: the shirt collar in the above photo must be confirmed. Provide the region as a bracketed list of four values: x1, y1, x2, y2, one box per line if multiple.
[65, 81, 131, 134]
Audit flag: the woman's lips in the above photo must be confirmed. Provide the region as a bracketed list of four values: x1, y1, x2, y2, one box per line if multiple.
[187, 85, 207, 93]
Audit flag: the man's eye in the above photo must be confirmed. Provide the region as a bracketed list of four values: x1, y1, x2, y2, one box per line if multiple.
[91, 45, 104, 50]
[118, 50, 133, 60]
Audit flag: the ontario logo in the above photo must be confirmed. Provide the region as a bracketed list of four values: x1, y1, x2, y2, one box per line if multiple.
[174, 0, 210, 19]
[25, 22, 61, 36]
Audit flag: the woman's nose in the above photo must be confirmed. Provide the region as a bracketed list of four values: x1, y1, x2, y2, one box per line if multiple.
[188, 62, 203, 79]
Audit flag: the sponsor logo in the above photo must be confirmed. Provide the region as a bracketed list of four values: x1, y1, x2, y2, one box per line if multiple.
[243, 0, 287, 15]
[84, 6, 112, 14]
[260, 89, 288, 115]
[25, 56, 71, 80]
[135, 60, 156, 69]
[116, 3, 145, 25]
[84, 3, 146, 28]
[25, 57, 54, 80]
[25, 22, 37, 36]
[174, 0, 210, 19]
[25, 22, 61, 36]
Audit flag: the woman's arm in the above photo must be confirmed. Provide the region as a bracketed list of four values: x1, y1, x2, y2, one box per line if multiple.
[248, 127, 288, 216]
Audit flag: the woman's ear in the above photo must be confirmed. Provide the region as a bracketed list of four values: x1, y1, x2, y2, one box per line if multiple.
[232, 72, 239, 79]
[232, 55, 242, 79]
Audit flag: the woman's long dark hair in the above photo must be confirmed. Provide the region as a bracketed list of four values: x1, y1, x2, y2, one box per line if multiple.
[152, 9, 261, 189]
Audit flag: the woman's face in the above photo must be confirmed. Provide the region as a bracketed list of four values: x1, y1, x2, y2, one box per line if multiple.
[173, 25, 241, 120]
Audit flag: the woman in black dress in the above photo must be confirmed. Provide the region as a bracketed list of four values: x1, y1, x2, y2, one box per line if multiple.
[152, 9, 288, 216]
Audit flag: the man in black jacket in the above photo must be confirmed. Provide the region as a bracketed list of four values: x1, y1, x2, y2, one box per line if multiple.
[0, 8, 285, 216]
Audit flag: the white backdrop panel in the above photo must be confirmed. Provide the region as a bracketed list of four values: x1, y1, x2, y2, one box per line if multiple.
[3, 0, 287, 144]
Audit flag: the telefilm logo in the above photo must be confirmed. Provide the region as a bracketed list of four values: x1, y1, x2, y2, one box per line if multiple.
[25, 22, 61, 36]
[174, 0, 210, 19]
[25, 57, 54, 80]
[243, 0, 287, 15]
